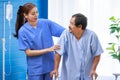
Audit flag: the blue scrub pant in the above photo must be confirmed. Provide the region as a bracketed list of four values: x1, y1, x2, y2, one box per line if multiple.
[28, 72, 52, 80]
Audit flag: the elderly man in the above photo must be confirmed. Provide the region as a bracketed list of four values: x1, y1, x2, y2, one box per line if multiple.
[51, 13, 103, 80]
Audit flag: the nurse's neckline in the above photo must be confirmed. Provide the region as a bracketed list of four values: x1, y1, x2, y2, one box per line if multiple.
[29, 21, 37, 28]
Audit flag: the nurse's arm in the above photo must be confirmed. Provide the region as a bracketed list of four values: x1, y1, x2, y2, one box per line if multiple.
[25, 45, 60, 56]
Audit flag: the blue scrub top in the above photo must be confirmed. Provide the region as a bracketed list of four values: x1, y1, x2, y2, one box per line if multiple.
[56, 29, 104, 80]
[18, 19, 65, 75]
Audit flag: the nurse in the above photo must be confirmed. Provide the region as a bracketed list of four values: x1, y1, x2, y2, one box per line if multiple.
[51, 13, 103, 80]
[14, 3, 65, 80]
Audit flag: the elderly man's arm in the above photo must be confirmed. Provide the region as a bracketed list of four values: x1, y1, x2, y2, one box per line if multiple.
[89, 55, 101, 80]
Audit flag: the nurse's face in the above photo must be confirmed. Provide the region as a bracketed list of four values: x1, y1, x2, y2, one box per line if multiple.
[25, 7, 39, 23]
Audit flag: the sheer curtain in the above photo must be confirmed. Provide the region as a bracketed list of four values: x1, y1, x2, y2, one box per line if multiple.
[48, 0, 120, 78]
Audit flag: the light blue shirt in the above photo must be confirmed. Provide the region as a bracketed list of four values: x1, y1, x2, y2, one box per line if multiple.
[18, 19, 65, 75]
[56, 29, 103, 80]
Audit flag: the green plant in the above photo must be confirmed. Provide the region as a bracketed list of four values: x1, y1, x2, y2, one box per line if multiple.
[106, 16, 120, 62]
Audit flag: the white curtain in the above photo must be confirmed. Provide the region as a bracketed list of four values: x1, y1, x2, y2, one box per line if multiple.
[48, 0, 120, 78]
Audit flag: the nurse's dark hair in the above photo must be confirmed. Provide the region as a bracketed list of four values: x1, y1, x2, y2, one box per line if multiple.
[72, 13, 87, 30]
[13, 3, 36, 38]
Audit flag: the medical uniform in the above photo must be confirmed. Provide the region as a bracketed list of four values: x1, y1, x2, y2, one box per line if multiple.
[56, 29, 103, 80]
[18, 19, 65, 78]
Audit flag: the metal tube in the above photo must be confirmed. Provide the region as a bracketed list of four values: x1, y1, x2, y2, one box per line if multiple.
[2, 1, 6, 80]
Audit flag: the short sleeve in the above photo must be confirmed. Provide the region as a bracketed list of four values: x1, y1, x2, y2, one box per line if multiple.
[91, 32, 104, 56]
[18, 31, 30, 51]
[56, 30, 68, 55]
[47, 19, 65, 37]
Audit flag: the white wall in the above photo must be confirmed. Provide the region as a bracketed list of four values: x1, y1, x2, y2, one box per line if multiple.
[48, 0, 120, 79]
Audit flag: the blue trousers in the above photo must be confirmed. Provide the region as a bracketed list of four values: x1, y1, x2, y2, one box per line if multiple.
[28, 72, 52, 80]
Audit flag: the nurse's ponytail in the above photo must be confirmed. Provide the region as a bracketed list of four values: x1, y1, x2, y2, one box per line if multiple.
[14, 6, 24, 38]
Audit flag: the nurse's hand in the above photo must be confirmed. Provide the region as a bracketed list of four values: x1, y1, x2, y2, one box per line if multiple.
[48, 45, 60, 52]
